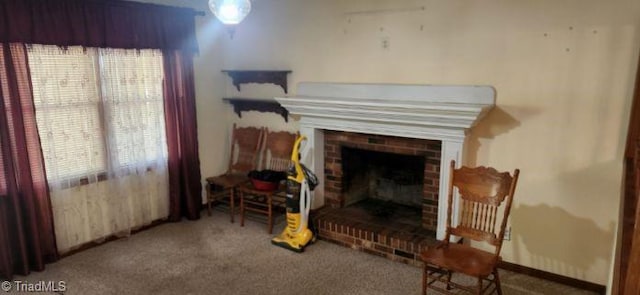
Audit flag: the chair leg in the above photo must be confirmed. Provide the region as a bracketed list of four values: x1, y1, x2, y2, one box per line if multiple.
[229, 188, 235, 223]
[206, 183, 212, 216]
[240, 190, 245, 227]
[446, 270, 452, 290]
[477, 277, 483, 295]
[267, 195, 273, 234]
[493, 268, 502, 295]
[421, 265, 427, 295]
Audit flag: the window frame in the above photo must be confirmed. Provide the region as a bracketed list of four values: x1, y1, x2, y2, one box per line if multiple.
[27, 46, 167, 188]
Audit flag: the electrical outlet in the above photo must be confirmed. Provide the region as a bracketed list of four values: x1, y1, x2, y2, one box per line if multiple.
[381, 37, 390, 50]
[504, 226, 512, 241]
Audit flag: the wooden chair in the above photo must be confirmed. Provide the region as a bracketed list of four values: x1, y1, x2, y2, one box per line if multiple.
[206, 124, 264, 222]
[239, 130, 297, 233]
[421, 160, 519, 295]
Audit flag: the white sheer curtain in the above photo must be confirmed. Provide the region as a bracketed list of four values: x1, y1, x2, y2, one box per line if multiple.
[27, 45, 169, 253]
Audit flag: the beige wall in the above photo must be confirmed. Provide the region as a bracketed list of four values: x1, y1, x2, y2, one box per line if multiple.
[141, 0, 640, 287]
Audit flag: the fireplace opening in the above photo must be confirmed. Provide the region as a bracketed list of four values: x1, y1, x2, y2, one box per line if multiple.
[342, 146, 424, 226]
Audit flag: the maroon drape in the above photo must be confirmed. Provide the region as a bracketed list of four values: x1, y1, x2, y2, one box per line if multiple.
[163, 50, 202, 221]
[0, 43, 58, 280]
[0, 0, 199, 53]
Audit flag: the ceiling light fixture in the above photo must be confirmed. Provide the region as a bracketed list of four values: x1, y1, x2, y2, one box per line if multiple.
[209, 0, 251, 25]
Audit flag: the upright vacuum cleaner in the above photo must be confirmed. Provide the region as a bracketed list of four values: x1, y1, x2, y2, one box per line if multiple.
[271, 135, 318, 252]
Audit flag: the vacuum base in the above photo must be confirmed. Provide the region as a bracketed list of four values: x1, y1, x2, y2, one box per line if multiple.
[271, 239, 305, 253]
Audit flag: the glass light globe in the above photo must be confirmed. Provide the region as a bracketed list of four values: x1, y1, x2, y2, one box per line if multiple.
[209, 0, 252, 25]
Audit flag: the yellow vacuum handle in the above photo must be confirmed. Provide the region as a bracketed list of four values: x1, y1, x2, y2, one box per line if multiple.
[289, 135, 306, 183]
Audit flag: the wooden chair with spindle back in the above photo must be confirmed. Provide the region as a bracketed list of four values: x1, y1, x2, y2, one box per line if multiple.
[239, 129, 298, 233]
[206, 123, 264, 222]
[421, 160, 519, 295]
[261, 130, 299, 171]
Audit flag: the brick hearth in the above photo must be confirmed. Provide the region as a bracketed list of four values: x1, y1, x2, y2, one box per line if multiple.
[314, 207, 439, 266]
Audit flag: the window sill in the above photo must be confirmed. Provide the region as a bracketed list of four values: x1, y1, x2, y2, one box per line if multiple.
[51, 165, 162, 190]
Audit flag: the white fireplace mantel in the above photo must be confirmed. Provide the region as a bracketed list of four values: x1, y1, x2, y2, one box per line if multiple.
[275, 82, 495, 240]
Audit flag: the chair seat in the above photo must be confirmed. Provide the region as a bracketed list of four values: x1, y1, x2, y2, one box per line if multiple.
[238, 181, 287, 195]
[207, 174, 249, 189]
[421, 243, 500, 277]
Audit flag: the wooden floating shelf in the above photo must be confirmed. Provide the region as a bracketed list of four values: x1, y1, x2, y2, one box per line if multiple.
[221, 70, 292, 93]
[223, 97, 289, 122]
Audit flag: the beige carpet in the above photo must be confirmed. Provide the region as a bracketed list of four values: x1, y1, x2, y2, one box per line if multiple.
[8, 213, 598, 295]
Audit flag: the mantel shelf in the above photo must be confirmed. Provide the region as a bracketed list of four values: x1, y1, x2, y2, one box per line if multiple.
[221, 70, 292, 93]
[223, 97, 289, 122]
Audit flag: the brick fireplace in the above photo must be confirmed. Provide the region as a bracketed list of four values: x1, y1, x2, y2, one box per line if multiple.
[276, 82, 495, 264]
[323, 131, 441, 231]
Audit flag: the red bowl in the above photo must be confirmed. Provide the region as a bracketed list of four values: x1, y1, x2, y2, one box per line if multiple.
[250, 178, 279, 191]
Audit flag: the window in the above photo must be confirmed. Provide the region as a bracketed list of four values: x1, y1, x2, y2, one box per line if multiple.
[27, 45, 167, 185]
[99, 48, 167, 169]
